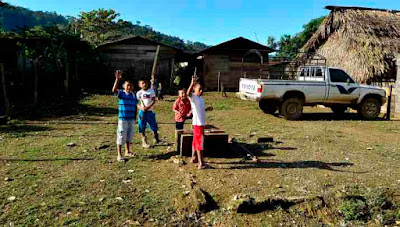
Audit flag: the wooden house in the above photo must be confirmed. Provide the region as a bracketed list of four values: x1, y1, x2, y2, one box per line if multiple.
[194, 37, 275, 90]
[98, 36, 181, 86]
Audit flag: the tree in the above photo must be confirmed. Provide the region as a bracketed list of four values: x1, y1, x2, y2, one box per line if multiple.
[267, 36, 278, 50]
[270, 16, 326, 59]
[18, 25, 93, 104]
[74, 9, 120, 46]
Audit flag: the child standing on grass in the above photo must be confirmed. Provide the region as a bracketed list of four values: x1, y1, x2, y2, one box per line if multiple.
[187, 75, 207, 169]
[112, 70, 137, 162]
[137, 80, 161, 148]
[172, 88, 192, 130]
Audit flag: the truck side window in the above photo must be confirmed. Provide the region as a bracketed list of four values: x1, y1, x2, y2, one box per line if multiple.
[316, 68, 323, 78]
[299, 68, 305, 77]
[329, 69, 355, 83]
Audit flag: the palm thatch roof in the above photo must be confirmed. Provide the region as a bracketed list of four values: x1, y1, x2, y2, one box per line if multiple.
[301, 5, 400, 83]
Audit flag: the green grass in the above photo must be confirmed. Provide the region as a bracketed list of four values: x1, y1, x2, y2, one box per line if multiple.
[0, 92, 399, 226]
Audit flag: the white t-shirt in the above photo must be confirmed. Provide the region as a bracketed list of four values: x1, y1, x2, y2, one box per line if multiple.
[137, 89, 156, 111]
[189, 93, 206, 126]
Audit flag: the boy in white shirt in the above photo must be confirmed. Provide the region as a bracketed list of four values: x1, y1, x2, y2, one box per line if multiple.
[137, 80, 160, 148]
[187, 75, 206, 169]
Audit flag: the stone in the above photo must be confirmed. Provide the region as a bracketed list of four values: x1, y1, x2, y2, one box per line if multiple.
[4, 177, 13, 182]
[128, 170, 135, 173]
[367, 147, 373, 150]
[122, 180, 131, 184]
[66, 142, 76, 147]
[115, 197, 123, 201]
[7, 196, 16, 201]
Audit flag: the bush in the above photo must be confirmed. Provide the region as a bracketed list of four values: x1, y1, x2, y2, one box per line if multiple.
[339, 197, 369, 221]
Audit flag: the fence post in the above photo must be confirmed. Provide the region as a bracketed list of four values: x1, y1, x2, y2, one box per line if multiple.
[217, 71, 220, 92]
[387, 85, 392, 120]
[1, 63, 11, 118]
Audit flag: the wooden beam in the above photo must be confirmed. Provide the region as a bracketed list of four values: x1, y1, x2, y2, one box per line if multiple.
[395, 57, 400, 114]
[151, 45, 160, 88]
[0, 63, 11, 118]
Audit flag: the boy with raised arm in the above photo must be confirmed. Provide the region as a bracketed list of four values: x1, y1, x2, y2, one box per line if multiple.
[187, 75, 207, 169]
[137, 80, 161, 148]
[112, 70, 137, 162]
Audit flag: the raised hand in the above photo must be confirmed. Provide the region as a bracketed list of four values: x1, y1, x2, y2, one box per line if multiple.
[115, 70, 122, 79]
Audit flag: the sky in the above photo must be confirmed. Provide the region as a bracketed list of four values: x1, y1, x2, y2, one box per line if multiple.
[4, 0, 400, 46]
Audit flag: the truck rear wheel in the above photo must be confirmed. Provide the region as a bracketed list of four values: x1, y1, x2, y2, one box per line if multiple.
[259, 99, 277, 114]
[280, 98, 303, 120]
[358, 97, 381, 120]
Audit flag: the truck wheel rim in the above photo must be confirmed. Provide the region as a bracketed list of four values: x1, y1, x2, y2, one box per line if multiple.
[287, 104, 298, 114]
[365, 102, 377, 115]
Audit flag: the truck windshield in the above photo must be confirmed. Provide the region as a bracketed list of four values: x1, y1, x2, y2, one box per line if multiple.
[329, 69, 355, 83]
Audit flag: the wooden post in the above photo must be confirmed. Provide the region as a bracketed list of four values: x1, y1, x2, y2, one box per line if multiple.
[395, 57, 400, 115]
[33, 61, 39, 106]
[169, 58, 175, 88]
[151, 45, 160, 89]
[217, 71, 220, 92]
[387, 85, 392, 120]
[1, 63, 11, 117]
[65, 61, 70, 96]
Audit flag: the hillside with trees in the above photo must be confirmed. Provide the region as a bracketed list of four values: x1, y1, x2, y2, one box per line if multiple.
[0, 2, 68, 31]
[0, 2, 209, 52]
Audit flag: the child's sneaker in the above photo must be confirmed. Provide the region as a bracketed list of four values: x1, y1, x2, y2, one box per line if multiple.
[117, 156, 124, 162]
[142, 137, 151, 148]
[153, 138, 162, 144]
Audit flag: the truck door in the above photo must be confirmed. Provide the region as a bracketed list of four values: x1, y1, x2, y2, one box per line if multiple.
[326, 68, 360, 104]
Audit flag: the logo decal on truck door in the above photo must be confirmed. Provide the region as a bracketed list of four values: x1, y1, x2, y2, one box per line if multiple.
[336, 85, 357, 94]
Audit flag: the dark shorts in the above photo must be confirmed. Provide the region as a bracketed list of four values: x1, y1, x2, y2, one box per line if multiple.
[175, 121, 185, 130]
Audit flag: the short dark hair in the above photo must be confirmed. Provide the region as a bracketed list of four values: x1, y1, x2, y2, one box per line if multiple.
[124, 80, 133, 85]
[193, 83, 203, 89]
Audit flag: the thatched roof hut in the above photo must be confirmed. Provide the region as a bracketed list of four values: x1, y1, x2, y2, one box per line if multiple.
[301, 6, 400, 83]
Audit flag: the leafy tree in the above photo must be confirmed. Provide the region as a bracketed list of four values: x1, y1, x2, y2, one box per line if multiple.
[74, 9, 119, 46]
[269, 16, 326, 59]
[18, 26, 94, 104]
[267, 36, 278, 50]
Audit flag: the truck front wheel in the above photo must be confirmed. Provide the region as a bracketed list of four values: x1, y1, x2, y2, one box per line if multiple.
[358, 97, 381, 120]
[280, 98, 303, 120]
[259, 99, 277, 114]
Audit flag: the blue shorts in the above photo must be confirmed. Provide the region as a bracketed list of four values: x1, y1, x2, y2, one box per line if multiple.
[138, 110, 158, 133]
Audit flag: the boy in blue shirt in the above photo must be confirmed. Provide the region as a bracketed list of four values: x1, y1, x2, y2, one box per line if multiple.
[112, 70, 138, 162]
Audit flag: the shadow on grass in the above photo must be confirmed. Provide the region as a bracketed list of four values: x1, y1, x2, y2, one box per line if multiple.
[237, 198, 296, 214]
[14, 95, 117, 120]
[0, 157, 95, 162]
[216, 160, 354, 172]
[146, 151, 178, 160]
[299, 113, 386, 121]
[0, 124, 50, 133]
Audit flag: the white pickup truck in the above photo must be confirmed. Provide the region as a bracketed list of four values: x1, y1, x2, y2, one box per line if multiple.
[238, 66, 387, 120]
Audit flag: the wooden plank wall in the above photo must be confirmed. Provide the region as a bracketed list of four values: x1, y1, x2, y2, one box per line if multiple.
[100, 44, 176, 84]
[203, 53, 269, 90]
